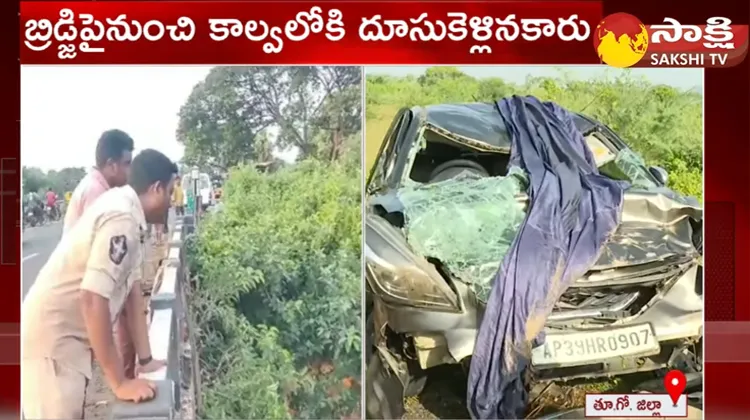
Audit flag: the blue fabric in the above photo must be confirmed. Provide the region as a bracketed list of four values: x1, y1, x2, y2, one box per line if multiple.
[466, 96, 630, 419]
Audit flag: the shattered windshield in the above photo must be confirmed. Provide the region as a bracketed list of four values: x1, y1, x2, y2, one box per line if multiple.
[396, 132, 658, 301]
[398, 170, 528, 301]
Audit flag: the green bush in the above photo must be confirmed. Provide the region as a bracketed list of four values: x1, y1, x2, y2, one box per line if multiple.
[189, 159, 361, 419]
[366, 68, 702, 202]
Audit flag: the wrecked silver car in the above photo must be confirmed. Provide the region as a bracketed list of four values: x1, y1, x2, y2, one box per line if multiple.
[365, 103, 703, 419]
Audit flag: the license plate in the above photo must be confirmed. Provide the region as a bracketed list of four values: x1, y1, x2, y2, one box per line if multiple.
[531, 324, 660, 367]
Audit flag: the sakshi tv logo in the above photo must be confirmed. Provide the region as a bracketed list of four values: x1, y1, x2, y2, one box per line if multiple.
[593, 13, 748, 68]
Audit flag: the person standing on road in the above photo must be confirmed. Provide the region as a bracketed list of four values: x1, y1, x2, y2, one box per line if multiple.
[172, 175, 184, 216]
[63, 129, 142, 381]
[28, 191, 44, 222]
[64, 129, 134, 233]
[21, 149, 178, 419]
[46, 187, 59, 220]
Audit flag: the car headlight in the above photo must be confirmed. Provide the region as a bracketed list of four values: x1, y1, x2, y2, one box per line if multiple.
[365, 215, 459, 312]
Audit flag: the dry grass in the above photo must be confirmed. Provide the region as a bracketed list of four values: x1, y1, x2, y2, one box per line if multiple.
[397, 366, 627, 420]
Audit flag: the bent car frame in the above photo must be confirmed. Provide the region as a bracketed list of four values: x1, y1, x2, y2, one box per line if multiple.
[364, 102, 703, 419]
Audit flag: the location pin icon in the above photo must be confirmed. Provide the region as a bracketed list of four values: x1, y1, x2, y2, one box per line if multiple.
[664, 370, 687, 406]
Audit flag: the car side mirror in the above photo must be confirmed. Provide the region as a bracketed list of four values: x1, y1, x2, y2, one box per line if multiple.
[648, 166, 669, 185]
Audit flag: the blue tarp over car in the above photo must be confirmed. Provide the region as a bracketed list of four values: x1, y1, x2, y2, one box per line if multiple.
[466, 96, 630, 419]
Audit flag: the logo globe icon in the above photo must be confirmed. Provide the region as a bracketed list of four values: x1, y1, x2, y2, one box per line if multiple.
[593, 13, 649, 68]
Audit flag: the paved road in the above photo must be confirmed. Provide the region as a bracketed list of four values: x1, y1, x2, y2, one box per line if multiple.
[22, 221, 63, 299]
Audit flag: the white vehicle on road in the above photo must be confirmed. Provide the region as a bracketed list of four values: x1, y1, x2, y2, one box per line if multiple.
[182, 171, 213, 211]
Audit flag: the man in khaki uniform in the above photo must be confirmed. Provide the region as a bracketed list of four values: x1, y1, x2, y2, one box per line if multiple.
[64, 129, 140, 380]
[22, 149, 178, 419]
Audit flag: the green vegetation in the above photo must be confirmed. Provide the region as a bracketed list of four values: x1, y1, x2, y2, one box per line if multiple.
[178, 66, 361, 171]
[22, 166, 86, 196]
[366, 67, 703, 201]
[182, 67, 361, 419]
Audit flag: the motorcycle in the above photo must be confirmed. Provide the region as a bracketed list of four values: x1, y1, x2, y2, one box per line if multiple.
[24, 208, 40, 227]
[44, 201, 63, 222]
[46, 205, 57, 222]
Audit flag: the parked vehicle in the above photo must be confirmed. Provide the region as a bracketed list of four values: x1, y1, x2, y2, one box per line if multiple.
[365, 103, 703, 419]
[182, 171, 214, 211]
[198, 173, 213, 210]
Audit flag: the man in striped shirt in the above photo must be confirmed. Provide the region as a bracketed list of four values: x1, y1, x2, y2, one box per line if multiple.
[63, 129, 140, 379]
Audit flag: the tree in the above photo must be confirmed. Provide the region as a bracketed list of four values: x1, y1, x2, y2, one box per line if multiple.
[476, 78, 513, 102]
[177, 67, 275, 171]
[418, 66, 473, 86]
[50, 167, 87, 193]
[176, 66, 361, 166]
[22, 167, 47, 194]
[22, 166, 85, 195]
[313, 85, 361, 162]
[224, 66, 360, 159]
[252, 130, 287, 173]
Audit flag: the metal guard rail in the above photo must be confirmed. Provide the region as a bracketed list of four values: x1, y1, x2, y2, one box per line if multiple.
[110, 215, 194, 420]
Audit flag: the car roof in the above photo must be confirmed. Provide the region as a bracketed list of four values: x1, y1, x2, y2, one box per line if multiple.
[415, 102, 597, 150]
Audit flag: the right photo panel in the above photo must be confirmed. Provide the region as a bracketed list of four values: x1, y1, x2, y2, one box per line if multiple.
[364, 66, 704, 420]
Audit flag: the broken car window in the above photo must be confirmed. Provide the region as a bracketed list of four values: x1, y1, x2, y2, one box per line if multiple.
[397, 169, 528, 301]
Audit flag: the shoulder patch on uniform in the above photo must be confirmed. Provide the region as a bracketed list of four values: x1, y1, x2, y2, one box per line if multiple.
[109, 235, 128, 265]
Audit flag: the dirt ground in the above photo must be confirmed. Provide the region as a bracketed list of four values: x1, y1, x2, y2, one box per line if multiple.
[83, 235, 169, 419]
[401, 365, 654, 419]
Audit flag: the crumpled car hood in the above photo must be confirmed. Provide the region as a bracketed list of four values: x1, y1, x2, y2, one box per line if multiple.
[594, 188, 701, 269]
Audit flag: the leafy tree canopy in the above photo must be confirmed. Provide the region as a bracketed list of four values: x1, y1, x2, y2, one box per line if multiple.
[23, 166, 86, 196]
[177, 66, 361, 170]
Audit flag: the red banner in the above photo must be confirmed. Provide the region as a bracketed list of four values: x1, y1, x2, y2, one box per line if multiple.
[19, 1, 748, 67]
[5, 0, 750, 417]
[19, 1, 604, 64]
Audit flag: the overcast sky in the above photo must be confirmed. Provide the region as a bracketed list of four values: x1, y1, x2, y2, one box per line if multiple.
[21, 66, 212, 171]
[365, 66, 704, 92]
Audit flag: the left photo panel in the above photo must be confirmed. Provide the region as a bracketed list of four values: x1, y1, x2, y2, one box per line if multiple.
[20, 66, 363, 419]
